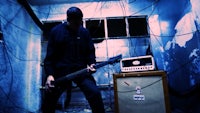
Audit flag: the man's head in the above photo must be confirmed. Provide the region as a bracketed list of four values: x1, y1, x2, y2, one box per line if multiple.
[67, 7, 83, 31]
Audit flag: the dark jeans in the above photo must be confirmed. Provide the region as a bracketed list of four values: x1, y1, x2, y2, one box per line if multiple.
[42, 75, 105, 113]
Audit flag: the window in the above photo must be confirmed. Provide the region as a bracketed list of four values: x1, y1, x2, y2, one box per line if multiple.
[42, 16, 149, 41]
[128, 17, 148, 36]
[86, 19, 105, 38]
[107, 18, 127, 37]
[86, 19, 105, 43]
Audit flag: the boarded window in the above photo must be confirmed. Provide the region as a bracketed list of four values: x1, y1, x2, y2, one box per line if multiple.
[86, 19, 105, 38]
[128, 17, 148, 36]
[107, 18, 127, 37]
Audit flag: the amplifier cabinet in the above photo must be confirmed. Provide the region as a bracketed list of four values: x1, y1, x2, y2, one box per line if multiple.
[113, 71, 170, 113]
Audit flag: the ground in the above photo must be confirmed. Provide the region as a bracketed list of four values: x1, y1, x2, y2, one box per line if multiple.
[54, 86, 115, 113]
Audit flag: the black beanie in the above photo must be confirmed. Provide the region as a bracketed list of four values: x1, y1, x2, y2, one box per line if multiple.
[67, 7, 83, 21]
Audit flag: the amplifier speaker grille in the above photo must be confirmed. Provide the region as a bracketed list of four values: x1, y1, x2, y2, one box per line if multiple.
[113, 71, 170, 113]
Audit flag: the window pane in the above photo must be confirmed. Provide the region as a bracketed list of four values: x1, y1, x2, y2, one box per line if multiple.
[128, 17, 148, 37]
[107, 18, 127, 37]
[86, 19, 105, 38]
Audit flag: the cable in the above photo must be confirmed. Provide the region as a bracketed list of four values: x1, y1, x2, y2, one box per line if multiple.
[5, 0, 200, 106]
[117, 76, 165, 93]
[0, 14, 41, 112]
[81, 2, 95, 10]
[0, 42, 26, 112]
[6, 0, 18, 4]
[113, 51, 197, 95]
[130, 0, 158, 16]
[29, 1, 113, 17]
[0, 14, 41, 35]
[2, 39, 40, 61]
[128, 0, 158, 58]
[146, 15, 200, 96]
[150, 30, 198, 37]
[26, 2, 94, 16]
[142, 0, 200, 96]
[147, 1, 158, 20]
[91, 1, 101, 18]
[2, 42, 40, 113]
[119, 0, 126, 16]
[128, 0, 137, 4]
[129, 37, 138, 56]
[44, 0, 51, 21]
[0, 86, 40, 113]
[105, 30, 198, 38]
[148, 25, 189, 72]
[0, 42, 8, 75]
[147, 19, 199, 69]
[0, 43, 40, 113]
[6, 0, 157, 21]
[0, 17, 40, 61]
[1, 42, 13, 103]
[90, 19, 104, 38]
[115, 58, 195, 93]
[3, 6, 23, 28]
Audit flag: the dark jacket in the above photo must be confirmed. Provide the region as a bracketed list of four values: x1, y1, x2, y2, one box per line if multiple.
[44, 23, 96, 78]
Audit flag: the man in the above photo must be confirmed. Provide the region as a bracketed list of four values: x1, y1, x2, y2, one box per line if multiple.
[43, 7, 105, 113]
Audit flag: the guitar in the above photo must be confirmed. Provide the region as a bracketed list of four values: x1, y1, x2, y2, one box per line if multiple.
[49, 54, 122, 86]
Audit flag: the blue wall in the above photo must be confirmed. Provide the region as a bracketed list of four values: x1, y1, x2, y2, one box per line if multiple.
[150, 0, 200, 92]
[149, 0, 200, 112]
[0, 0, 42, 112]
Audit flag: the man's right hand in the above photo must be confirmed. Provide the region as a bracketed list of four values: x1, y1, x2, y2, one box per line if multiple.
[45, 75, 55, 90]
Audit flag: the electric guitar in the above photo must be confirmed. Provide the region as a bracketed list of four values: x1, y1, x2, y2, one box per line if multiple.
[50, 54, 122, 86]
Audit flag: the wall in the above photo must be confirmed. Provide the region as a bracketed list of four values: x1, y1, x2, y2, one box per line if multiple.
[0, 0, 42, 113]
[0, 0, 200, 112]
[149, 0, 200, 112]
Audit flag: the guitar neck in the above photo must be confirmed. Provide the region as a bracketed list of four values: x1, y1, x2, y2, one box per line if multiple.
[54, 62, 108, 85]
[95, 61, 109, 69]
[53, 54, 122, 86]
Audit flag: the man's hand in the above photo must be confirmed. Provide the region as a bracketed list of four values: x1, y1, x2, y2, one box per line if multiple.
[45, 75, 55, 90]
[87, 64, 96, 72]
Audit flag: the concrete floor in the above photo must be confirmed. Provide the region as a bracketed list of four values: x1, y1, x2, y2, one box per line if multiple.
[55, 86, 115, 113]
[55, 104, 114, 113]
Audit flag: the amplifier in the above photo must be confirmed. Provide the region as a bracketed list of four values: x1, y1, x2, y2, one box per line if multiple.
[120, 55, 155, 72]
[113, 71, 170, 113]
